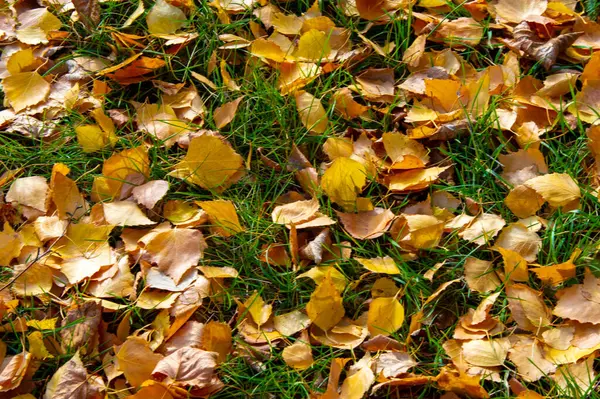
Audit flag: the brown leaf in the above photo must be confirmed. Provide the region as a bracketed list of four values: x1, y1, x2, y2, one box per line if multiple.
[504, 21, 583, 70]
[72, 0, 100, 27]
[337, 208, 394, 240]
[142, 227, 207, 284]
[213, 97, 243, 129]
[60, 301, 101, 354]
[44, 351, 105, 399]
[506, 284, 552, 332]
[152, 347, 220, 392]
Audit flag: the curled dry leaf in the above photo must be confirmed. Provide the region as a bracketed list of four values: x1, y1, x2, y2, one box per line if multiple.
[503, 21, 583, 70]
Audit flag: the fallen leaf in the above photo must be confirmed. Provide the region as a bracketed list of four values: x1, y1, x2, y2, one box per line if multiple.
[198, 200, 243, 236]
[306, 271, 345, 331]
[147, 0, 187, 34]
[337, 208, 395, 240]
[524, 173, 581, 207]
[116, 337, 163, 387]
[142, 227, 207, 284]
[132, 180, 169, 209]
[169, 134, 244, 191]
[506, 284, 552, 332]
[103, 201, 155, 226]
[44, 351, 104, 399]
[3, 72, 51, 113]
[321, 157, 367, 209]
[367, 297, 404, 336]
[464, 257, 501, 293]
[295, 91, 328, 133]
[355, 256, 399, 274]
[213, 97, 243, 129]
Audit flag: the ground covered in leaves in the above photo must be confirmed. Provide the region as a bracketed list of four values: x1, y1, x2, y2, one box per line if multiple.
[0, 0, 600, 398]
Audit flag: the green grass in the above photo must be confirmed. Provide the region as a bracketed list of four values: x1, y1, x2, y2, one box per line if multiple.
[1, 0, 600, 398]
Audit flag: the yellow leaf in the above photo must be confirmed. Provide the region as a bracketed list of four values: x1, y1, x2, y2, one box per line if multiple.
[250, 38, 286, 62]
[355, 256, 399, 274]
[198, 199, 243, 237]
[91, 146, 150, 202]
[367, 297, 404, 336]
[202, 321, 232, 363]
[116, 337, 163, 387]
[282, 339, 313, 370]
[524, 173, 581, 207]
[294, 29, 331, 61]
[505, 185, 544, 218]
[147, 0, 186, 34]
[382, 132, 429, 169]
[297, 266, 347, 292]
[243, 291, 272, 327]
[44, 350, 105, 398]
[530, 248, 580, 286]
[506, 284, 552, 332]
[26, 318, 57, 330]
[321, 157, 367, 209]
[12, 262, 54, 297]
[76, 125, 112, 153]
[464, 257, 500, 293]
[490, 0, 547, 23]
[16, 8, 61, 45]
[51, 171, 87, 220]
[295, 90, 328, 134]
[339, 355, 375, 399]
[332, 88, 369, 119]
[306, 272, 345, 331]
[170, 135, 244, 191]
[27, 331, 53, 360]
[143, 227, 207, 283]
[3, 71, 51, 113]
